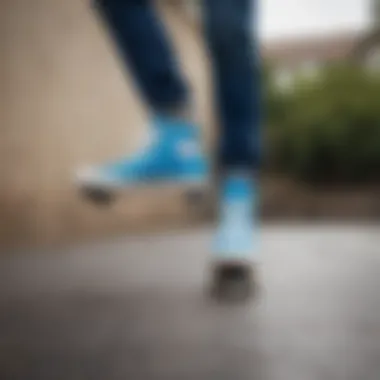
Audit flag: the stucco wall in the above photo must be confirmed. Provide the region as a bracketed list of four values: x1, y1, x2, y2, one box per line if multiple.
[0, 0, 213, 248]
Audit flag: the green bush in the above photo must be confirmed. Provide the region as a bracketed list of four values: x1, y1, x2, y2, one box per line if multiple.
[266, 63, 380, 184]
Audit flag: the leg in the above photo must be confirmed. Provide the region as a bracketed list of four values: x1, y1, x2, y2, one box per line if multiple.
[202, 0, 260, 298]
[94, 0, 189, 112]
[76, 0, 209, 197]
[202, 0, 259, 170]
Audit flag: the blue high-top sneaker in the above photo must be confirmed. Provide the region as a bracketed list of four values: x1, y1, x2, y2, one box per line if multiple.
[213, 173, 258, 264]
[75, 115, 209, 193]
[210, 173, 259, 300]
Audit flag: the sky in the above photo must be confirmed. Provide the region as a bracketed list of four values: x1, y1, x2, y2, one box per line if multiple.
[260, 0, 371, 40]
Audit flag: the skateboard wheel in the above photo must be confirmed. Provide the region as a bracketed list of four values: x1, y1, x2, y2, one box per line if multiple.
[209, 262, 258, 303]
[80, 186, 115, 206]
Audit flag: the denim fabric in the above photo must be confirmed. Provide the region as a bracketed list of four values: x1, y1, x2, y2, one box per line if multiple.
[94, 0, 260, 169]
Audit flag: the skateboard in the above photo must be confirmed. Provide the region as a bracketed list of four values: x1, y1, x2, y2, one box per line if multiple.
[79, 181, 210, 207]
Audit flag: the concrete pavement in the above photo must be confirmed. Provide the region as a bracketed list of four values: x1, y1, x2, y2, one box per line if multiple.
[0, 224, 380, 379]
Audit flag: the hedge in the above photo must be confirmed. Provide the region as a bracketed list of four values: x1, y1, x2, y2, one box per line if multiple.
[265, 63, 380, 184]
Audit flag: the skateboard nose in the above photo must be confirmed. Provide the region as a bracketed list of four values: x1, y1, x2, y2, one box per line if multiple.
[74, 165, 107, 187]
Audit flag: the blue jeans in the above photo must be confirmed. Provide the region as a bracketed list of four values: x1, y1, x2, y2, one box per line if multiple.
[94, 0, 260, 170]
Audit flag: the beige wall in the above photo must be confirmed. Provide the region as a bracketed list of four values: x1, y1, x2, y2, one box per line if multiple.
[0, 0, 213, 249]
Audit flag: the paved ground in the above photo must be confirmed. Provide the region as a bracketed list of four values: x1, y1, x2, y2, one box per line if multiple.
[0, 224, 380, 380]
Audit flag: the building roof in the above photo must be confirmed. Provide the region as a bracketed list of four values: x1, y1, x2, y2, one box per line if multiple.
[262, 30, 364, 67]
